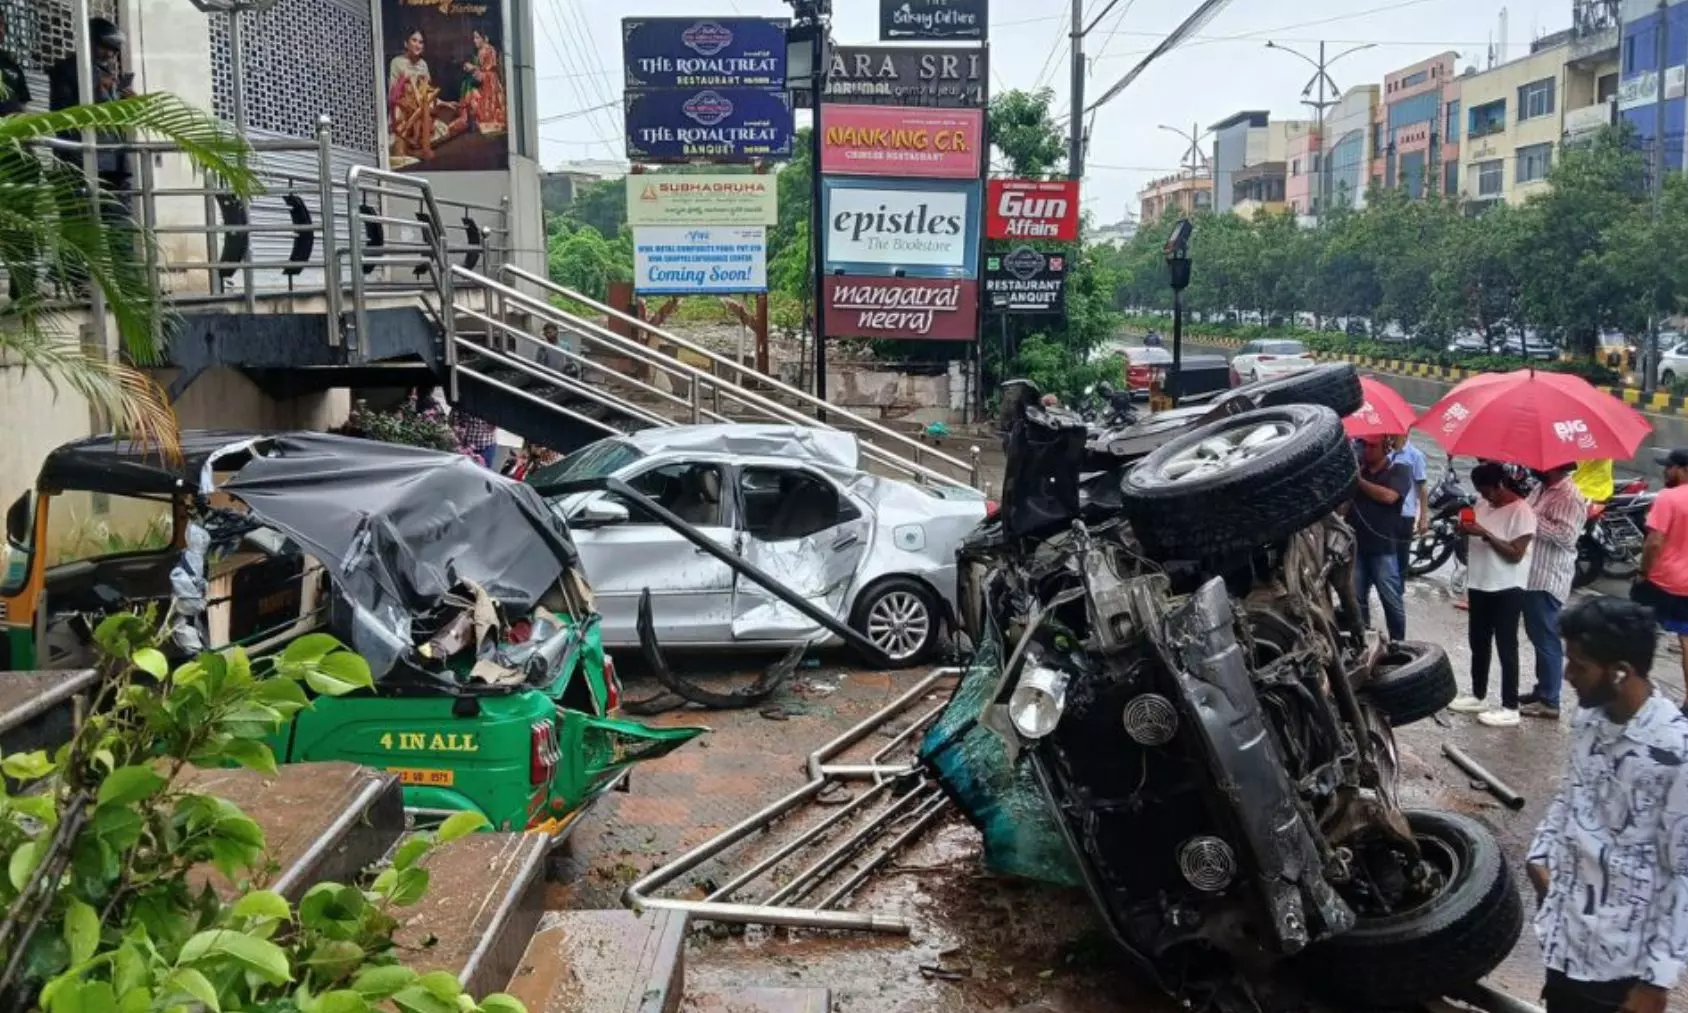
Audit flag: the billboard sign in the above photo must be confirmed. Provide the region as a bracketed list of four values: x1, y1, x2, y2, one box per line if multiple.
[984, 247, 1066, 315]
[381, 0, 509, 172]
[824, 45, 988, 107]
[824, 276, 978, 341]
[622, 17, 789, 89]
[625, 88, 795, 163]
[626, 174, 778, 226]
[821, 177, 981, 279]
[820, 105, 984, 178]
[633, 226, 768, 295]
[880, 0, 989, 41]
[986, 179, 1081, 241]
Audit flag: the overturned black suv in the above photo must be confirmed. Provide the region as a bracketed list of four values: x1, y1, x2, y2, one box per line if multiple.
[923, 366, 1521, 1011]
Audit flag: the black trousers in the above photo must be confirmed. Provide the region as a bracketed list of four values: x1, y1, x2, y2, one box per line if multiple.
[1396, 515, 1415, 577]
[1468, 587, 1525, 708]
[1543, 970, 1639, 1013]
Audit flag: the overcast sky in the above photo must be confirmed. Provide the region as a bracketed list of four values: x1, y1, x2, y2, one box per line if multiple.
[533, 0, 1579, 221]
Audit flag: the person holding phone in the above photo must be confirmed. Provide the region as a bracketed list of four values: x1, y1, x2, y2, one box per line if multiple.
[1449, 462, 1536, 727]
[48, 19, 136, 208]
[1527, 597, 1688, 1013]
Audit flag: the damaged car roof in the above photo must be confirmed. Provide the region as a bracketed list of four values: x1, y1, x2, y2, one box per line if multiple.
[618, 424, 861, 472]
[38, 430, 269, 497]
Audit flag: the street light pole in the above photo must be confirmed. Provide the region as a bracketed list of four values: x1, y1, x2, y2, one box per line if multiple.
[1645, 0, 1667, 395]
[1265, 40, 1375, 220]
[1070, 0, 1086, 178]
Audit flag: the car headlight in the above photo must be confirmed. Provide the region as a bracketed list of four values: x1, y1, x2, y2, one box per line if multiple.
[1009, 664, 1070, 739]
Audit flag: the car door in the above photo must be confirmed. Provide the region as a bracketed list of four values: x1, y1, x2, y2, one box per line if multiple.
[1233, 341, 1259, 379]
[568, 460, 738, 646]
[729, 465, 871, 643]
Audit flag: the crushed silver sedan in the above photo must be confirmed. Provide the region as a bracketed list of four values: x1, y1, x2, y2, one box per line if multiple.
[535, 425, 988, 666]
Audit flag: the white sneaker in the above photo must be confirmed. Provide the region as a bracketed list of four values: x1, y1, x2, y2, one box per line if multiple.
[1448, 696, 1488, 714]
[1478, 708, 1521, 728]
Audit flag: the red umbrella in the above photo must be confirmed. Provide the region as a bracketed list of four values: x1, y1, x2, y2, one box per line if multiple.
[1344, 376, 1419, 437]
[1416, 369, 1652, 469]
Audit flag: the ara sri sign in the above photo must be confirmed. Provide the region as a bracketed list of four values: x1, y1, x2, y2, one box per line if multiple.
[985, 246, 1066, 315]
[622, 18, 789, 90]
[824, 45, 988, 108]
[986, 179, 1081, 242]
[633, 226, 768, 295]
[820, 177, 981, 279]
[819, 105, 984, 179]
[824, 276, 978, 341]
[880, 0, 989, 41]
[625, 88, 794, 163]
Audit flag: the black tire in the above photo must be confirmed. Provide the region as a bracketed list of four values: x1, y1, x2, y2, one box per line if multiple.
[1362, 641, 1457, 727]
[1308, 810, 1523, 1010]
[1224, 363, 1365, 417]
[1405, 524, 1456, 577]
[850, 577, 943, 668]
[1121, 404, 1357, 560]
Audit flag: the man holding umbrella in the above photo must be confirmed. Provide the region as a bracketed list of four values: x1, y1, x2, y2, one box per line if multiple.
[1344, 377, 1421, 641]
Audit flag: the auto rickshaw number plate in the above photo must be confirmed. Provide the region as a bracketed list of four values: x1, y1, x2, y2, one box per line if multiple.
[388, 766, 455, 787]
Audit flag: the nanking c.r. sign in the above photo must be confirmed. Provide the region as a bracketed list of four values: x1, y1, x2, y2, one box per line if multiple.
[986, 179, 1081, 242]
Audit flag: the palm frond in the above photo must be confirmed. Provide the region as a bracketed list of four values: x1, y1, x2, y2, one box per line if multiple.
[0, 94, 258, 197]
[0, 321, 178, 458]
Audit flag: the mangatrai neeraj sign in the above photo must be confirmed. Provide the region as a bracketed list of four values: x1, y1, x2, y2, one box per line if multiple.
[824, 276, 978, 341]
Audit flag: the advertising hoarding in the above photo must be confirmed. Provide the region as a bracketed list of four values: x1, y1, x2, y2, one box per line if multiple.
[824, 276, 978, 341]
[622, 18, 789, 89]
[880, 0, 989, 41]
[819, 105, 984, 179]
[626, 174, 778, 226]
[984, 247, 1067, 314]
[625, 88, 795, 163]
[381, 0, 509, 172]
[824, 45, 988, 108]
[634, 226, 768, 295]
[820, 177, 981, 279]
[986, 179, 1081, 241]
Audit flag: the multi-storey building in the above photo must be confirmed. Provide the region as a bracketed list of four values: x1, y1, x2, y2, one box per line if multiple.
[1138, 171, 1214, 223]
[1456, 38, 1577, 208]
[1209, 111, 1307, 215]
[1284, 122, 1322, 217]
[1320, 85, 1381, 211]
[1374, 52, 1463, 199]
[1617, 0, 1686, 181]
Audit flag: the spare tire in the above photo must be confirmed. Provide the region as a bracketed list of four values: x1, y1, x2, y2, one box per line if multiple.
[1226, 363, 1364, 417]
[1306, 810, 1523, 1010]
[1121, 404, 1357, 560]
[1362, 641, 1457, 727]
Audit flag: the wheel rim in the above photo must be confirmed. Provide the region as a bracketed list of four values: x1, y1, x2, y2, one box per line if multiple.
[1347, 827, 1463, 921]
[866, 591, 931, 662]
[1148, 420, 1297, 485]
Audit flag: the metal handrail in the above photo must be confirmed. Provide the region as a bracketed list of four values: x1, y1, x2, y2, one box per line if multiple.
[453, 267, 975, 489]
[502, 265, 979, 487]
[347, 165, 453, 357]
[450, 333, 674, 430]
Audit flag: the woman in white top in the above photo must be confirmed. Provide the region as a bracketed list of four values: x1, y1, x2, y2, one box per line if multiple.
[1449, 462, 1537, 727]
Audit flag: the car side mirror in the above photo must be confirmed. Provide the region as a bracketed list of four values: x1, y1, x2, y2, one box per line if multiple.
[5, 492, 31, 546]
[575, 499, 629, 528]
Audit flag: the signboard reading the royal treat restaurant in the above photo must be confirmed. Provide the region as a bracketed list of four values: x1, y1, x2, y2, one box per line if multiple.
[824, 276, 978, 341]
[821, 177, 981, 279]
[820, 105, 984, 179]
[824, 45, 988, 108]
[880, 0, 989, 41]
[626, 174, 778, 226]
[622, 18, 790, 89]
[625, 88, 795, 163]
[986, 179, 1081, 242]
[984, 247, 1066, 315]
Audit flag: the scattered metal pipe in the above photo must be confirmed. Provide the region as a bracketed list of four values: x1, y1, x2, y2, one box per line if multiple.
[1442, 744, 1527, 811]
[704, 780, 898, 903]
[765, 786, 936, 906]
[633, 896, 911, 934]
[816, 794, 951, 910]
[1449, 982, 1546, 1013]
[807, 667, 957, 780]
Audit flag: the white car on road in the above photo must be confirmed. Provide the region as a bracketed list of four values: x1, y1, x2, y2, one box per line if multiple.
[1230, 339, 1315, 384]
[1656, 335, 1688, 386]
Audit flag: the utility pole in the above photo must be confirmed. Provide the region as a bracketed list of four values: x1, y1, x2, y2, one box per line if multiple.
[1265, 40, 1375, 220]
[1645, 0, 1668, 395]
[1070, 0, 1086, 178]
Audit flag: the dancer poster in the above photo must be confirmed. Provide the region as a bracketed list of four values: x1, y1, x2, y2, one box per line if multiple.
[382, 0, 509, 172]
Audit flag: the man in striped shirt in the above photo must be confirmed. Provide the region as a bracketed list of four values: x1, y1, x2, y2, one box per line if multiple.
[1521, 463, 1589, 720]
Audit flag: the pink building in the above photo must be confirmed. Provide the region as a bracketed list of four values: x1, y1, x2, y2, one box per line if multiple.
[1284, 123, 1322, 216]
[1377, 52, 1463, 198]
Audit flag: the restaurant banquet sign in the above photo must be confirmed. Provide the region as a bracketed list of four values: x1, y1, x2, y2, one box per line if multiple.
[382, 0, 509, 172]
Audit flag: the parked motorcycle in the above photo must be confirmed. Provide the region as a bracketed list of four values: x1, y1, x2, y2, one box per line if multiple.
[1575, 478, 1652, 588]
[1079, 381, 1140, 429]
[1406, 470, 1476, 577]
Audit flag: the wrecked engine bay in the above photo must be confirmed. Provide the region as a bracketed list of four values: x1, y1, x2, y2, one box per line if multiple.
[923, 369, 1523, 1011]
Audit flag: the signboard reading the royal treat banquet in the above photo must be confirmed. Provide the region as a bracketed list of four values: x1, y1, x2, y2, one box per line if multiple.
[824, 276, 978, 341]
[821, 177, 981, 279]
[880, 0, 989, 41]
[820, 105, 984, 179]
[625, 88, 795, 163]
[984, 247, 1066, 315]
[824, 45, 988, 107]
[626, 174, 778, 226]
[622, 18, 789, 90]
[986, 179, 1081, 242]
[633, 226, 768, 295]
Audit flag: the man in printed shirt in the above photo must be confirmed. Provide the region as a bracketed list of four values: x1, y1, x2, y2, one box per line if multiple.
[1521, 463, 1588, 719]
[1527, 597, 1688, 1013]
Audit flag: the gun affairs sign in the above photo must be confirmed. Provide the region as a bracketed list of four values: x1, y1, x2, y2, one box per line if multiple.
[622, 18, 789, 89]
[820, 105, 983, 178]
[986, 179, 1080, 241]
[624, 88, 794, 163]
[824, 276, 978, 341]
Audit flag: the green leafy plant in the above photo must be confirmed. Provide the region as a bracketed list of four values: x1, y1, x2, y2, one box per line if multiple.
[0, 614, 525, 1013]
